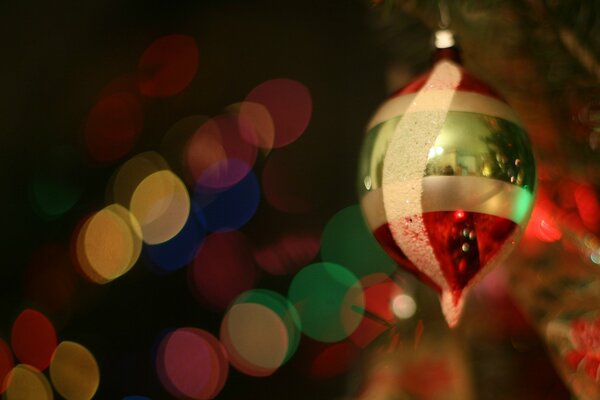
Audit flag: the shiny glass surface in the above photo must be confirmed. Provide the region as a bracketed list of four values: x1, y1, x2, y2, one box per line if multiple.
[358, 111, 536, 198]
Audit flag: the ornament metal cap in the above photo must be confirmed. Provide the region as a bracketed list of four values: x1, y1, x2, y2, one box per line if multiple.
[435, 29, 455, 49]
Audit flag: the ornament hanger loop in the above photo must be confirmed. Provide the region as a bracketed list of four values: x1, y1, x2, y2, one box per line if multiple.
[438, 0, 450, 30]
[435, 0, 454, 49]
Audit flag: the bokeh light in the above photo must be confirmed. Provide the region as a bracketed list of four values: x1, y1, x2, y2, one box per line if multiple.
[221, 303, 288, 377]
[248, 209, 324, 275]
[84, 92, 143, 163]
[227, 101, 275, 149]
[288, 262, 364, 343]
[108, 151, 169, 208]
[129, 170, 190, 245]
[235, 290, 302, 363]
[28, 145, 84, 220]
[244, 78, 312, 148]
[526, 204, 562, 243]
[75, 204, 142, 284]
[160, 115, 209, 177]
[185, 115, 257, 190]
[189, 231, 259, 311]
[310, 341, 359, 379]
[196, 159, 255, 194]
[349, 274, 402, 348]
[144, 210, 205, 274]
[253, 229, 321, 275]
[392, 294, 417, 319]
[193, 169, 260, 232]
[575, 183, 600, 231]
[0, 338, 14, 394]
[220, 290, 301, 377]
[138, 34, 199, 97]
[321, 205, 395, 279]
[11, 309, 57, 371]
[30, 173, 80, 220]
[184, 118, 227, 185]
[155, 328, 228, 399]
[591, 250, 600, 265]
[50, 341, 100, 400]
[5, 364, 53, 400]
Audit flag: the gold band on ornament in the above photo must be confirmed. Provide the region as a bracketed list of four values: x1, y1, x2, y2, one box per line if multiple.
[358, 111, 536, 198]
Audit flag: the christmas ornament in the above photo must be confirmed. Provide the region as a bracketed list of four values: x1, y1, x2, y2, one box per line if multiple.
[358, 30, 536, 327]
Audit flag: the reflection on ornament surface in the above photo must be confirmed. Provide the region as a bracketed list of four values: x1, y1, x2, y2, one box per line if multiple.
[358, 50, 536, 327]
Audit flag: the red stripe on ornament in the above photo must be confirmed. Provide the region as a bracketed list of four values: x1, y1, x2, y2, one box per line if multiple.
[421, 211, 516, 294]
[372, 223, 442, 293]
[390, 65, 505, 102]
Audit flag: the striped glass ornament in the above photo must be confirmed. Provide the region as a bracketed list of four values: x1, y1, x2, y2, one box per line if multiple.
[358, 46, 536, 327]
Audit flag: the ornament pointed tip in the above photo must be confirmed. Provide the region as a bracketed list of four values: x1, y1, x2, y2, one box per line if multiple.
[441, 290, 466, 329]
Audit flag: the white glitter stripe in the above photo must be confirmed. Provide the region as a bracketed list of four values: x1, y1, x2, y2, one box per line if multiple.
[382, 60, 461, 292]
[367, 91, 522, 131]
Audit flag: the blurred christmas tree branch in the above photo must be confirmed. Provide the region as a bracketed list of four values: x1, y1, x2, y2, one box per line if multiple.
[370, 0, 600, 183]
[559, 28, 600, 82]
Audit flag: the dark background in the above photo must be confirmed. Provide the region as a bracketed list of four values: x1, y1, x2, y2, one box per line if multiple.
[0, 1, 393, 398]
